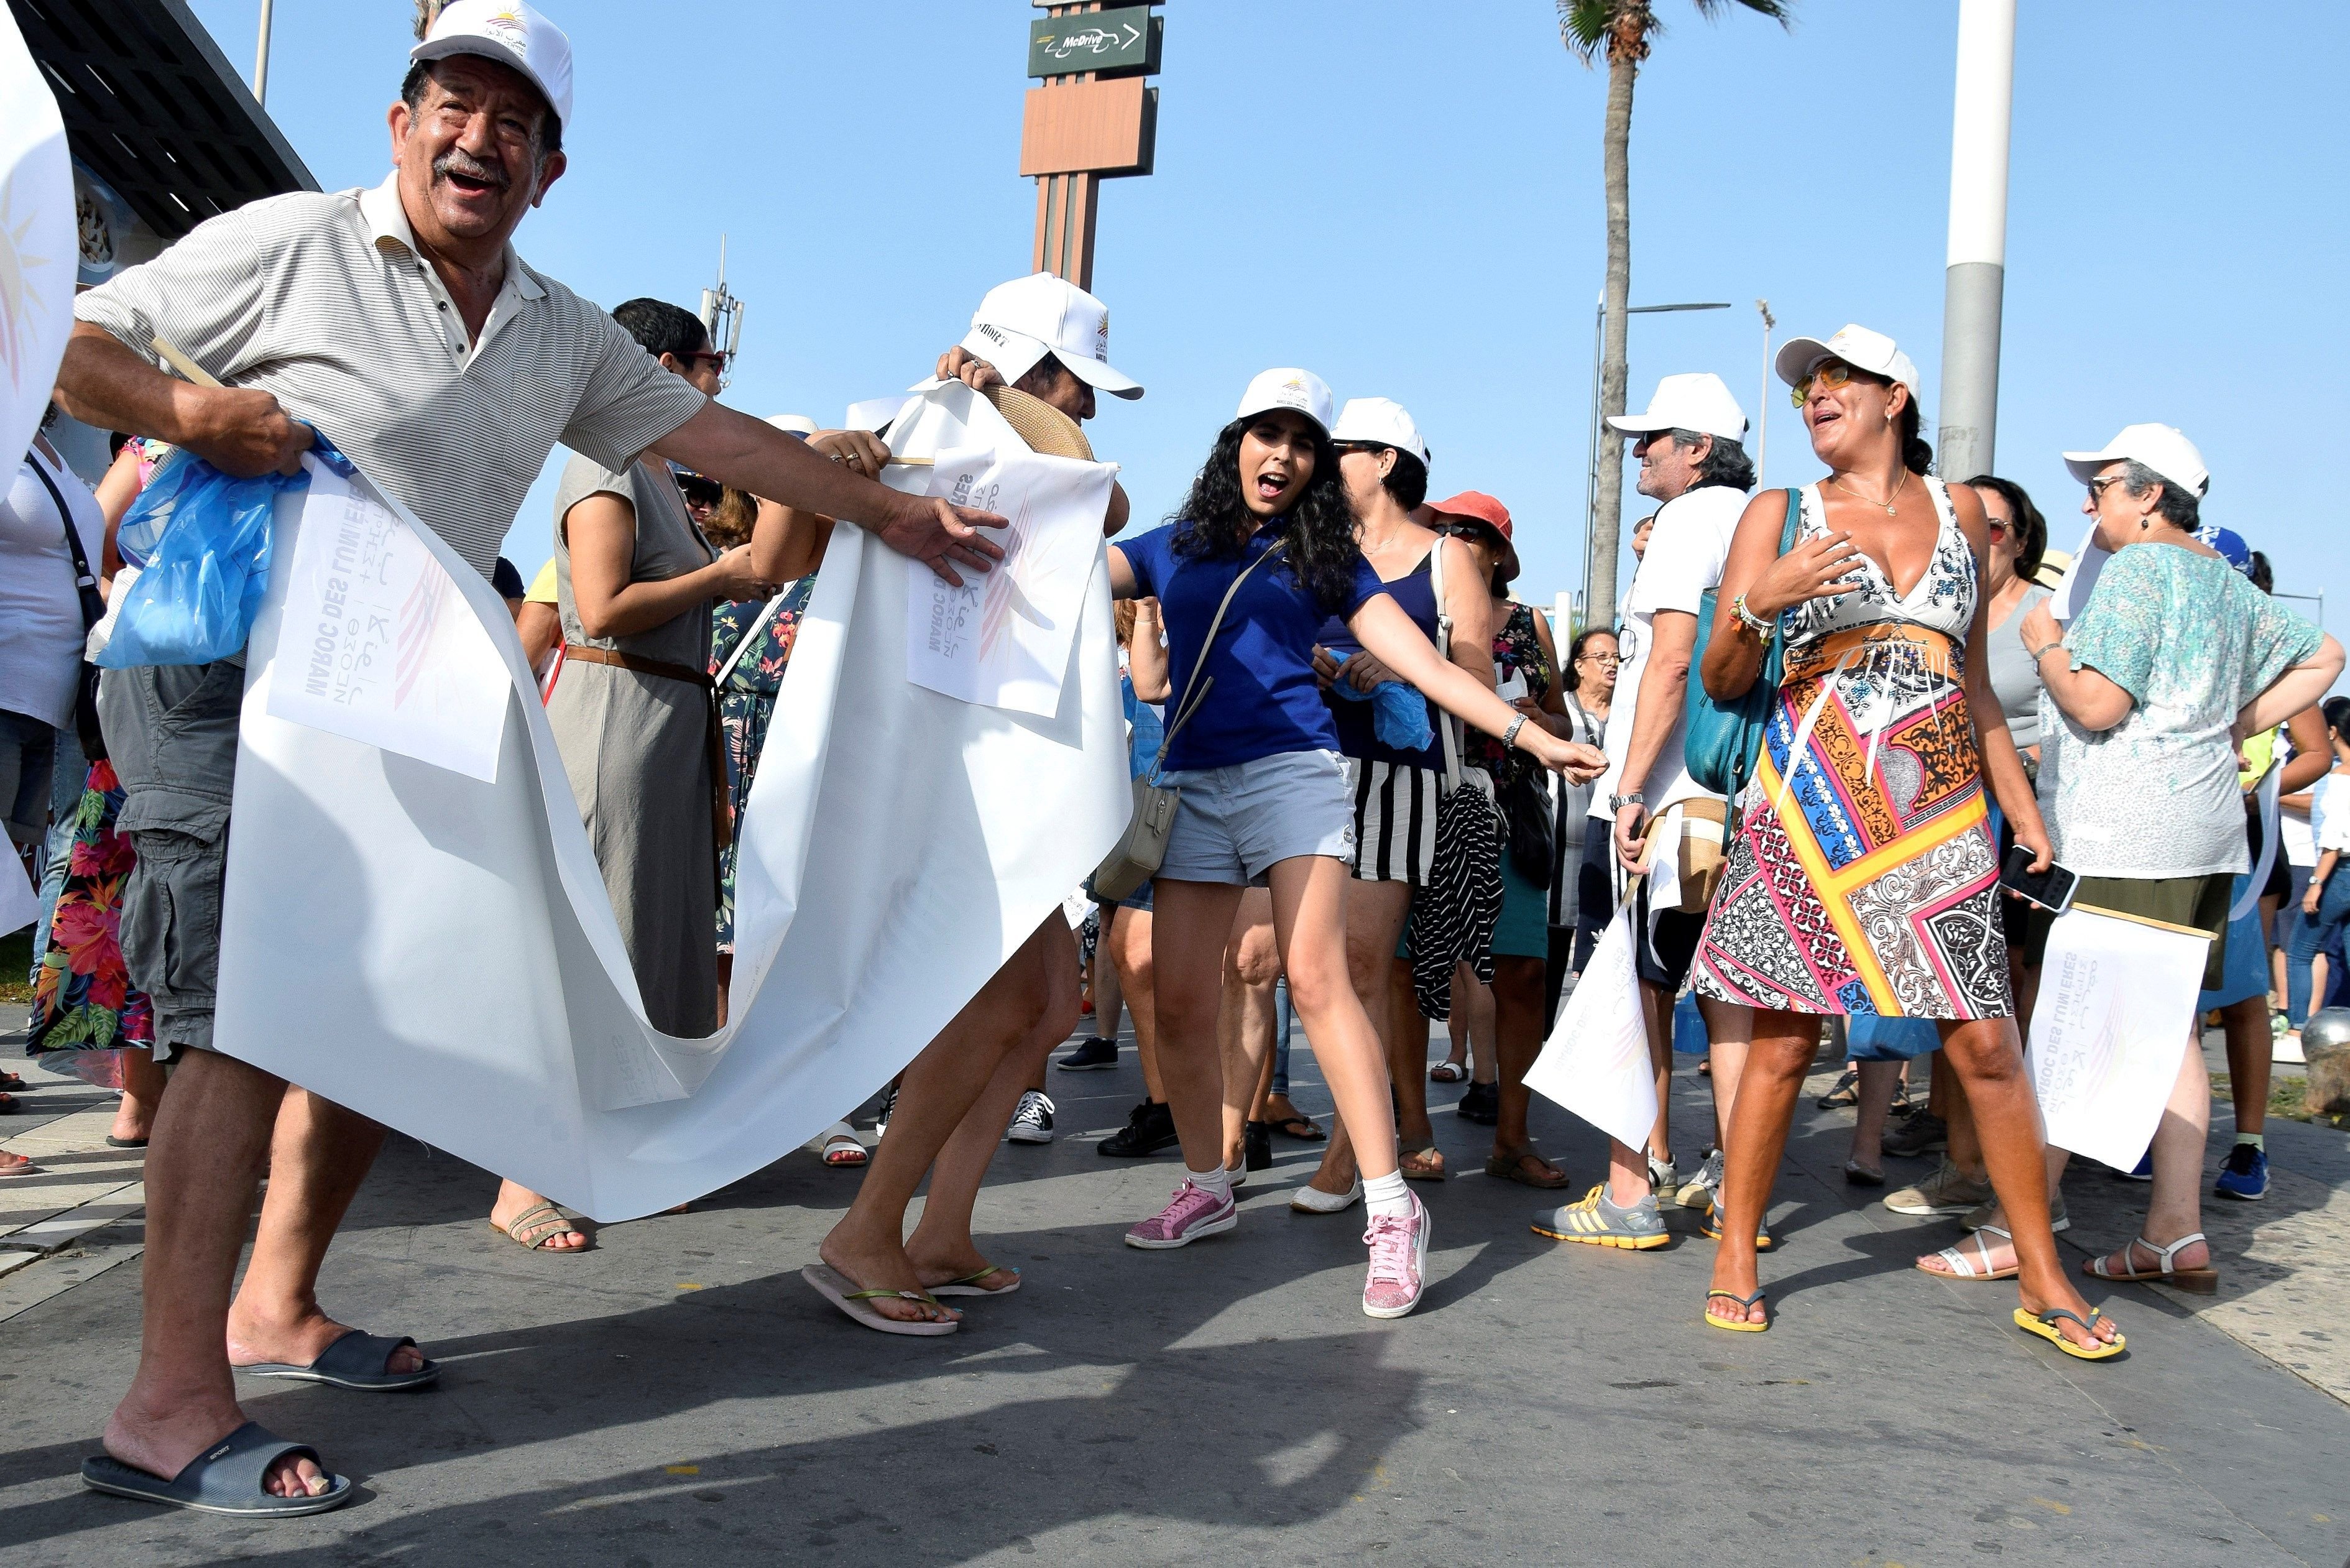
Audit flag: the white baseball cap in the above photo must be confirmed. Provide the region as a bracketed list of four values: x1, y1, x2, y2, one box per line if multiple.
[412, 0, 574, 131]
[1607, 372, 1748, 443]
[1235, 368, 1335, 435]
[957, 272, 1142, 400]
[1330, 397, 1429, 466]
[1774, 323, 1922, 402]
[2062, 423, 2209, 497]
[766, 413, 818, 437]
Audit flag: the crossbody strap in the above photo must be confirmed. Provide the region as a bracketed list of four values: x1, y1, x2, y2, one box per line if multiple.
[1432, 537, 1463, 792]
[1151, 538, 1288, 776]
[27, 450, 106, 632]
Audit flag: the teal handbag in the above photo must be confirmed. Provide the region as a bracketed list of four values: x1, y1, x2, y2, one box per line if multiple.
[1682, 487, 1804, 800]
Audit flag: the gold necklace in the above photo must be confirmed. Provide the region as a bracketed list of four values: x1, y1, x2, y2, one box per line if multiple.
[1830, 468, 1909, 517]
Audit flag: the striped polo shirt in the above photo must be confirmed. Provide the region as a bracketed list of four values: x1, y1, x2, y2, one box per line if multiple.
[73, 172, 709, 579]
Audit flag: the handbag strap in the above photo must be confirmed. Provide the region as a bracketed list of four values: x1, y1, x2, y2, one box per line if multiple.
[1432, 533, 1463, 792]
[27, 450, 106, 632]
[1151, 537, 1289, 775]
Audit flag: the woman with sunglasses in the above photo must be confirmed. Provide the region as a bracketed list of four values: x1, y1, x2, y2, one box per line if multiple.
[1689, 325, 2117, 1357]
[1107, 371, 1604, 1317]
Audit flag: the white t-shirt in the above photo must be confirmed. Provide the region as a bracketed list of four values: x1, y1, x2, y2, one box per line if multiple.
[1590, 483, 1748, 819]
[1, 443, 106, 731]
[2314, 772, 2350, 855]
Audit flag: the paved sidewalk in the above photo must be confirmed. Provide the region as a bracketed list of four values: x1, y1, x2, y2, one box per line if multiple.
[1, 1025, 2344, 1567]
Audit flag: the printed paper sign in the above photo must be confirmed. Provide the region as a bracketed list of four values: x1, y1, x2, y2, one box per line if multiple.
[265, 457, 508, 782]
[1526, 902, 1658, 1151]
[0, 856, 37, 938]
[906, 442, 1116, 716]
[2026, 906, 2209, 1170]
[0, 11, 75, 470]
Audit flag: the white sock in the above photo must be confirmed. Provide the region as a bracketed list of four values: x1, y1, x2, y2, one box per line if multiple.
[1186, 1164, 1232, 1204]
[1363, 1169, 1412, 1220]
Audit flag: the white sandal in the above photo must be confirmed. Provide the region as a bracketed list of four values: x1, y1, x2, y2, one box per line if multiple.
[2085, 1232, 2218, 1294]
[1918, 1224, 2018, 1281]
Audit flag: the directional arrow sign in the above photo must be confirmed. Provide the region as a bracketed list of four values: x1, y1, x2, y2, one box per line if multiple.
[1027, 6, 1160, 78]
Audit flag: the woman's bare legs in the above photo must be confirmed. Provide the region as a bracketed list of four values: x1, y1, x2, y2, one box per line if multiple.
[1108, 906, 1164, 1101]
[1221, 891, 1281, 1171]
[1454, 964, 1498, 1089]
[110, 1046, 168, 1145]
[1848, 1059, 1904, 1179]
[1308, 880, 1412, 1194]
[1150, 880, 1251, 1168]
[1699, 997, 1749, 1156]
[1263, 857, 1398, 1181]
[1490, 955, 1564, 1181]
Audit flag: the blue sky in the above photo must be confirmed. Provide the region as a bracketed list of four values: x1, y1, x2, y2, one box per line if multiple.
[189, 0, 2346, 673]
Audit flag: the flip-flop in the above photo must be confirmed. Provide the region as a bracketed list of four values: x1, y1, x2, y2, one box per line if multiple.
[238, 1329, 439, 1391]
[802, 1264, 959, 1335]
[1268, 1113, 1325, 1142]
[1429, 1060, 1467, 1084]
[1918, 1225, 2018, 1282]
[1485, 1146, 1570, 1189]
[81, 1423, 353, 1516]
[0, 1154, 39, 1177]
[818, 1128, 869, 1168]
[1399, 1145, 1447, 1183]
[1704, 1289, 1769, 1332]
[927, 1265, 1021, 1298]
[0, 1072, 30, 1094]
[2012, 1305, 2126, 1360]
[491, 1201, 588, 1253]
[105, 1135, 150, 1150]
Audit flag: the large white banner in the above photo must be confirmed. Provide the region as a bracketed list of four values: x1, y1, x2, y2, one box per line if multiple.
[0, 11, 75, 467]
[1526, 902, 1659, 1151]
[2026, 906, 2209, 1170]
[213, 384, 1129, 1219]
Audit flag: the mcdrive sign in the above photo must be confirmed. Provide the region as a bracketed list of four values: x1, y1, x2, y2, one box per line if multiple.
[1027, 6, 1161, 78]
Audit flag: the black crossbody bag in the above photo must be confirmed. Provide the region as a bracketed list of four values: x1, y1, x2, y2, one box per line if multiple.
[27, 453, 111, 760]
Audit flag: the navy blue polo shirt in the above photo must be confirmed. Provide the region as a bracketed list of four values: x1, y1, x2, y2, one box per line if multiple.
[1118, 520, 1389, 773]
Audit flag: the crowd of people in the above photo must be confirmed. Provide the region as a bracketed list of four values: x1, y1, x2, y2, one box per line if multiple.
[2, 0, 2344, 1523]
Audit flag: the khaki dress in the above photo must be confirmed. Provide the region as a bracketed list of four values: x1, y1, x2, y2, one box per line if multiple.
[547, 454, 719, 1038]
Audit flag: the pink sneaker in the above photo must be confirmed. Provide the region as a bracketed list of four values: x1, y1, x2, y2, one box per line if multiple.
[1124, 1180, 1239, 1250]
[1361, 1191, 1430, 1318]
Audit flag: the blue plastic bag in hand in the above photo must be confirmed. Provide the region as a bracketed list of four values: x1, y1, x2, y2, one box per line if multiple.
[97, 448, 315, 668]
[1330, 677, 1435, 753]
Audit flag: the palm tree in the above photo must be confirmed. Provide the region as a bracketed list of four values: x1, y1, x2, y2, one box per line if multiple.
[1559, 0, 1790, 629]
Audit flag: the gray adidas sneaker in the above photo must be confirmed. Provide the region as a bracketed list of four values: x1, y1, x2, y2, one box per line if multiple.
[1883, 1158, 1993, 1217]
[1532, 1184, 1670, 1250]
[1675, 1148, 1724, 1210]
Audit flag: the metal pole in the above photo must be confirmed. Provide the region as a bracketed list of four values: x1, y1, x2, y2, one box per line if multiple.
[1938, 0, 2015, 479]
[1756, 299, 1774, 488]
[1580, 297, 1602, 624]
[252, 0, 275, 106]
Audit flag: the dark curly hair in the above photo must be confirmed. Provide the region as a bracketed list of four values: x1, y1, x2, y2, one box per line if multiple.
[1171, 418, 1363, 614]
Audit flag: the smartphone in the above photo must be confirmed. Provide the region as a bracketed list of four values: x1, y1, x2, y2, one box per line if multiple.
[2000, 842, 2079, 914]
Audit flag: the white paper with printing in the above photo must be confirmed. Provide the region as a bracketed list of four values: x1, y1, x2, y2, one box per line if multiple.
[905, 442, 1115, 716]
[213, 381, 1128, 1219]
[1526, 901, 1658, 1150]
[0, 11, 75, 469]
[0, 856, 37, 937]
[2026, 906, 2209, 1169]
[2047, 521, 2109, 626]
[264, 457, 508, 783]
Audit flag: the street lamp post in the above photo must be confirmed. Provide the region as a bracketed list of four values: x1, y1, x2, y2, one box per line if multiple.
[1756, 298, 1776, 487]
[1580, 300, 1732, 625]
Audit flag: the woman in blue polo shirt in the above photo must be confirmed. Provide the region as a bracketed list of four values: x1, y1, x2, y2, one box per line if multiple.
[1107, 369, 1606, 1319]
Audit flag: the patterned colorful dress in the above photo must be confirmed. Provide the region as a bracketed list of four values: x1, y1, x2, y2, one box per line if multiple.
[711, 576, 816, 952]
[1467, 599, 1555, 797]
[1692, 479, 2009, 1019]
[26, 759, 155, 1082]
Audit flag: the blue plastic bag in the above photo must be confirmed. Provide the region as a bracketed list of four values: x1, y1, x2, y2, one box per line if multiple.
[1329, 678, 1435, 754]
[98, 448, 315, 668]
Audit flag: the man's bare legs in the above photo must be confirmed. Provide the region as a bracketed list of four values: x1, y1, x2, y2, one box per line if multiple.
[1489, 956, 1565, 1183]
[1220, 890, 1280, 1171]
[2218, 993, 2270, 1141]
[818, 913, 1064, 1325]
[1307, 880, 1412, 1195]
[105, 1053, 330, 1498]
[1596, 976, 1679, 1207]
[225, 1086, 416, 1377]
[905, 920, 1081, 1292]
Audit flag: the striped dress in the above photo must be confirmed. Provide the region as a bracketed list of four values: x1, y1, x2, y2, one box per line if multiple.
[1692, 479, 2011, 1020]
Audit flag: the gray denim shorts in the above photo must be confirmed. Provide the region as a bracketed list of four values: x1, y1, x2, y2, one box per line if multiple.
[96, 659, 244, 1061]
[1158, 748, 1356, 887]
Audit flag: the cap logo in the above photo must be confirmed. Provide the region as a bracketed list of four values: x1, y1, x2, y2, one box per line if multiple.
[482, 9, 529, 48]
[1094, 311, 1109, 359]
[977, 323, 1005, 347]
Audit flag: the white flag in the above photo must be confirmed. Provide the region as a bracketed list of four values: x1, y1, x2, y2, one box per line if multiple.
[2027, 906, 2209, 1170]
[1526, 901, 1658, 1151]
[0, 11, 75, 468]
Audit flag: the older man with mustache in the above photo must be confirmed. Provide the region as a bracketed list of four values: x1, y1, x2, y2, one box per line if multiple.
[55, 1, 1003, 1517]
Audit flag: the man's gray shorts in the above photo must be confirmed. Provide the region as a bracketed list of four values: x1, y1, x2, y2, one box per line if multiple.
[96, 659, 243, 1062]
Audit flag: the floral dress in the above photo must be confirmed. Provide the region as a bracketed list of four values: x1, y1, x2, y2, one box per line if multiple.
[26, 759, 155, 1083]
[710, 576, 816, 952]
[1469, 600, 1554, 800]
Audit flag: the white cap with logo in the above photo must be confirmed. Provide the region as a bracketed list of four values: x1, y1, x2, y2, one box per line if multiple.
[957, 272, 1142, 400]
[1235, 368, 1335, 435]
[412, 1, 574, 130]
[765, 413, 818, 438]
[1330, 397, 1429, 466]
[1774, 323, 1922, 401]
[2062, 423, 2209, 497]
[1607, 372, 1748, 442]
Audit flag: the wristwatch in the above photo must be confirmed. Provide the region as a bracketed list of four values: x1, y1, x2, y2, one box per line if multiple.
[1609, 791, 1646, 813]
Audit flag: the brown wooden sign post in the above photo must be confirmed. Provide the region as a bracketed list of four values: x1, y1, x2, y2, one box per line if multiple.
[1021, 2, 1162, 290]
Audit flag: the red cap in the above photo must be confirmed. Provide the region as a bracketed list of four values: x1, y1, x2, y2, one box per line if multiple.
[1428, 490, 1512, 540]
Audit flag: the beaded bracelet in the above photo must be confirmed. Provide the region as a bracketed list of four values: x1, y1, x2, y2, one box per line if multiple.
[1731, 594, 1774, 638]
